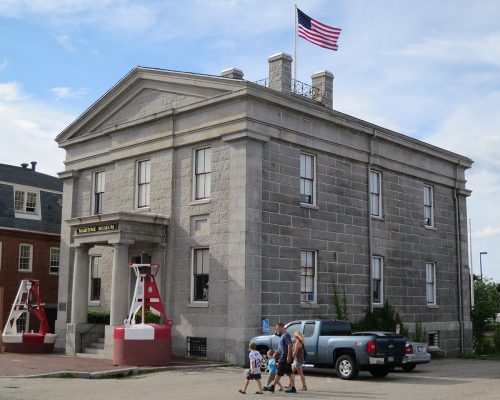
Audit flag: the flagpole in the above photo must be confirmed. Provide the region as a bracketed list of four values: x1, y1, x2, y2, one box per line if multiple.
[294, 4, 297, 81]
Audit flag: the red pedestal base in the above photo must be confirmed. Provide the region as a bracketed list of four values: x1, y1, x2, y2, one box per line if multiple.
[113, 324, 172, 366]
[2, 333, 56, 353]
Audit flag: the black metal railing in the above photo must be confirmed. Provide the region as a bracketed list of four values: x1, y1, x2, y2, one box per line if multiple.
[254, 77, 319, 101]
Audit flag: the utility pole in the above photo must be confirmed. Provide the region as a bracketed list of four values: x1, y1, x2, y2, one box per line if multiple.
[480, 252, 488, 281]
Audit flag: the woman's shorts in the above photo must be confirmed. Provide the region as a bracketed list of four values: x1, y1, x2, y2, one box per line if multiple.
[293, 360, 304, 369]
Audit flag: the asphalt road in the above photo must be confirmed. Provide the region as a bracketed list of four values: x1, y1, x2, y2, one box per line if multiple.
[1, 359, 499, 400]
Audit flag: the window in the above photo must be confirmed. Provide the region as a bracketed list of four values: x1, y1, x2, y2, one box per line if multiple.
[303, 322, 316, 338]
[90, 256, 102, 302]
[300, 153, 315, 204]
[370, 170, 382, 217]
[428, 332, 439, 348]
[137, 160, 151, 208]
[300, 250, 317, 303]
[285, 323, 302, 337]
[93, 171, 105, 214]
[14, 189, 39, 215]
[424, 185, 434, 227]
[187, 337, 207, 357]
[426, 262, 436, 304]
[19, 244, 33, 272]
[192, 248, 209, 302]
[194, 148, 211, 200]
[49, 248, 60, 275]
[319, 321, 352, 336]
[372, 256, 383, 305]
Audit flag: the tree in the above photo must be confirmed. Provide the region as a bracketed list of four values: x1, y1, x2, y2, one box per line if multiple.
[471, 279, 500, 349]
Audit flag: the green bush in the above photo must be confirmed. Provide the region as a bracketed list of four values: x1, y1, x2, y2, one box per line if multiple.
[87, 311, 110, 324]
[413, 321, 426, 343]
[135, 309, 161, 324]
[494, 328, 500, 353]
[332, 283, 349, 321]
[471, 278, 500, 352]
[352, 301, 408, 336]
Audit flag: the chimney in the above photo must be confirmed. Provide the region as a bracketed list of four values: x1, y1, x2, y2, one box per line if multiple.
[221, 68, 244, 80]
[31, 161, 37, 171]
[268, 52, 292, 95]
[311, 70, 334, 108]
[21, 163, 29, 169]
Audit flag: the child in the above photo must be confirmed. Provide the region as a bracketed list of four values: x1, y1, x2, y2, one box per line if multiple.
[239, 342, 264, 394]
[266, 350, 284, 391]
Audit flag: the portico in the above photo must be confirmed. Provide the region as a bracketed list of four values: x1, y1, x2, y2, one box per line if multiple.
[65, 212, 168, 358]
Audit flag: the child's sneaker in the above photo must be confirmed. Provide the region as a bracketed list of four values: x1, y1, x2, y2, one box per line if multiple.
[285, 387, 297, 393]
[265, 385, 275, 393]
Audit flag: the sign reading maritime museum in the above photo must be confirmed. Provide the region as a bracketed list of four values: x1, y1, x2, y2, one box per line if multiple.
[75, 223, 119, 234]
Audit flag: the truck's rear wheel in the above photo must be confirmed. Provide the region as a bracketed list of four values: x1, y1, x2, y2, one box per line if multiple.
[369, 366, 391, 378]
[335, 354, 359, 380]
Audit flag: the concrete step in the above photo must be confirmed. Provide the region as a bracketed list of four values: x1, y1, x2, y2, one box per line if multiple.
[95, 338, 105, 344]
[75, 352, 105, 359]
[89, 342, 105, 349]
[83, 347, 105, 355]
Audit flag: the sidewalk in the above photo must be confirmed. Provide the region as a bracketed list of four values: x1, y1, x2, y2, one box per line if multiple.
[0, 352, 229, 378]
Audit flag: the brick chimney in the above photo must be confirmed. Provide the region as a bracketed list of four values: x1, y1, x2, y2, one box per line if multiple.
[311, 70, 334, 108]
[221, 68, 244, 80]
[268, 52, 292, 95]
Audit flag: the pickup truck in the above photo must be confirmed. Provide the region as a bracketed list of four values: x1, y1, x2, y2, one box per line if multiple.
[251, 320, 406, 380]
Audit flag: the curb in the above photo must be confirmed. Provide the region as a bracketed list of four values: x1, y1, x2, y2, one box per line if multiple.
[1, 363, 232, 379]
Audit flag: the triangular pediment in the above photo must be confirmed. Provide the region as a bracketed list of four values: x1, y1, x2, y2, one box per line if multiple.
[92, 87, 204, 132]
[56, 67, 244, 144]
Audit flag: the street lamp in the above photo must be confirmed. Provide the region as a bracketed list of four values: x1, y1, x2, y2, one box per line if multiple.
[479, 252, 488, 281]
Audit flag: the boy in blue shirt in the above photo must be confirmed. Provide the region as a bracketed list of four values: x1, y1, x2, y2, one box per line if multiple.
[266, 350, 284, 391]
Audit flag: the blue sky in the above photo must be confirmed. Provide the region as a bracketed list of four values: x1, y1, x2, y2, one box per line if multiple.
[0, 0, 499, 280]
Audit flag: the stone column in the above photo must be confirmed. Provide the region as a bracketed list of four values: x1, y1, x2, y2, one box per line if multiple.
[110, 242, 130, 326]
[70, 245, 90, 324]
[311, 70, 334, 108]
[268, 52, 292, 95]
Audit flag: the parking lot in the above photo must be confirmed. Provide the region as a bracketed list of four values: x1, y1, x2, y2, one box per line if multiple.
[1, 359, 499, 400]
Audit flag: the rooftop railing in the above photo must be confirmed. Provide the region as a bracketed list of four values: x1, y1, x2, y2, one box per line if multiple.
[254, 78, 320, 101]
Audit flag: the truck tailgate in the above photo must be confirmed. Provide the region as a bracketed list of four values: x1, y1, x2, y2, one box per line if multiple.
[375, 336, 405, 359]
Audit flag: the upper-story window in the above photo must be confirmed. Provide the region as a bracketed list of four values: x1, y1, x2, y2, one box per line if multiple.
[137, 160, 151, 208]
[19, 244, 33, 272]
[300, 153, 315, 205]
[370, 170, 382, 217]
[424, 185, 434, 227]
[93, 171, 105, 215]
[14, 189, 39, 217]
[194, 148, 211, 200]
[372, 256, 383, 305]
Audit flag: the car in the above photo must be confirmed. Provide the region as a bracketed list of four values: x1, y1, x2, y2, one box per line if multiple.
[353, 332, 431, 372]
[252, 320, 406, 380]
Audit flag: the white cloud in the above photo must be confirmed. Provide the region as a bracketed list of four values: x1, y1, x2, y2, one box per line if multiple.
[50, 86, 88, 99]
[56, 35, 76, 53]
[0, 81, 72, 175]
[0, 82, 27, 101]
[474, 227, 500, 239]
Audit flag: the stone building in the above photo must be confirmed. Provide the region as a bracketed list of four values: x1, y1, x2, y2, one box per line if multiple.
[55, 53, 472, 364]
[0, 162, 62, 333]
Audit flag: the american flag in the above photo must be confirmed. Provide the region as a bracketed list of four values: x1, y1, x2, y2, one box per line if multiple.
[297, 8, 341, 51]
